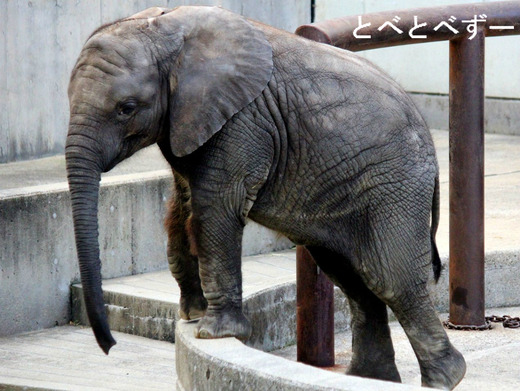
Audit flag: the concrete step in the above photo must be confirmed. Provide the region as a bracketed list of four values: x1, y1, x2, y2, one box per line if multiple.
[72, 233, 520, 351]
[71, 250, 297, 345]
[71, 249, 350, 350]
[0, 325, 176, 391]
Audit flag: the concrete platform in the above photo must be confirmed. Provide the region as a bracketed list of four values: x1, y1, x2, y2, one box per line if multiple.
[0, 325, 176, 391]
[0, 144, 170, 193]
[273, 306, 520, 390]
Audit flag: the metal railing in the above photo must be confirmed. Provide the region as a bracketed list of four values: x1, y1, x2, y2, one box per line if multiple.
[294, 1, 520, 366]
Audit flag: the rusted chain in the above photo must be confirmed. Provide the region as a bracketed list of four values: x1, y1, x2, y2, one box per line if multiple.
[487, 315, 520, 329]
[443, 319, 491, 331]
[444, 315, 520, 330]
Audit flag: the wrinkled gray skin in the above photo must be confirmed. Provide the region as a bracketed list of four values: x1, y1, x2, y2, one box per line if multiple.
[66, 6, 465, 389]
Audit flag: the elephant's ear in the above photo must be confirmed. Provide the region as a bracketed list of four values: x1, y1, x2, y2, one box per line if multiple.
[163, 7, 273, 157]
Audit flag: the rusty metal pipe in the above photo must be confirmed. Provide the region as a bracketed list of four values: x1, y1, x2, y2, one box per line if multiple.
[296, 1, 520, 51]
[448, 27, 486, 327]
[296, 246, 335, 367]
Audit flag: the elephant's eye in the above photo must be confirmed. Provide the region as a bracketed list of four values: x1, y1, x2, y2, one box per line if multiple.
[117, 102, 137, 117]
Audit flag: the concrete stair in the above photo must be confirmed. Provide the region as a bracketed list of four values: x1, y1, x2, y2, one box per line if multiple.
[3, 129, 520, 340]
[0, 144, 292, 338]
[2, 252, 519, 390]
[71, 270, 180, 343]
[71, 250, 351, 351]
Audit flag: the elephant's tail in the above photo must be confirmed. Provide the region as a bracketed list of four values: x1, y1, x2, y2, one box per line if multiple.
[431, 174, 442, 282]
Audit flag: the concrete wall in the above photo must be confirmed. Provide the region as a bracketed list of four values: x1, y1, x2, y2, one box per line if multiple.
[314, 0, 520, 135]
[3, 0, 519, 162]
[0, 0, 311, 163]
[0, 173, 172, 336]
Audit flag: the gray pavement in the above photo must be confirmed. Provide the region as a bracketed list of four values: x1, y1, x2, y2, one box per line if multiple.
[0, 326, 176, 391]
[432, 129, 520, 255]
[0, 144, 169, 193]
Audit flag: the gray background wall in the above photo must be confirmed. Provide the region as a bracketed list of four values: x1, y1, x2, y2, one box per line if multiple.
[2, 0, 519, 163]
[0, 0, 310, 163]
[314, 0, 520, 135]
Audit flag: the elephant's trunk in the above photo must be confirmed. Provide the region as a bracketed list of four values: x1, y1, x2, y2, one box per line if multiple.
[65, 132, 116, 354]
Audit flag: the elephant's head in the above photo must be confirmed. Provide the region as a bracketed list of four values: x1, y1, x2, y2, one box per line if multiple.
[66, 6, 273, 353]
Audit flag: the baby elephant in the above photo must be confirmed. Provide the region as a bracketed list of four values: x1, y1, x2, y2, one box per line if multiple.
[66, 6, 465, 389]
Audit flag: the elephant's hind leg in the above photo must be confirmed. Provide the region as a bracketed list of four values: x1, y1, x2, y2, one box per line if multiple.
[358, 214, 466, 390]
[389, 291, 465, 390]
[165, 171, 207, 320]
[306, 246, 401, 383]
[345, 289, 401, 382]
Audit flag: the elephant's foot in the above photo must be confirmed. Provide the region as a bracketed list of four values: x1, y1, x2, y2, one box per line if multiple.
[194, 307, 251, 341]
[347, 357, 401, 383]
[179, 292, 208, 321]
[420, 346, 466, 390]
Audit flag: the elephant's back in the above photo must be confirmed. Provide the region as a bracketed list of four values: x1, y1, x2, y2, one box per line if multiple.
[259, 25, 428, 140]
[264, 31, 435, 168]
[249, 23, 438, 235]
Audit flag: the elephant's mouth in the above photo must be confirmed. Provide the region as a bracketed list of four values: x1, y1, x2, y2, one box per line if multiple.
[103, 135, 153, 173]
[103, 160, 118, 173]
[103, 142, 134, 173]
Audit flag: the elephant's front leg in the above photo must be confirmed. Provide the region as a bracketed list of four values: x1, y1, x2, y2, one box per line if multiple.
[165, 172, 207, 320]
[189, 194, 251, 341]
